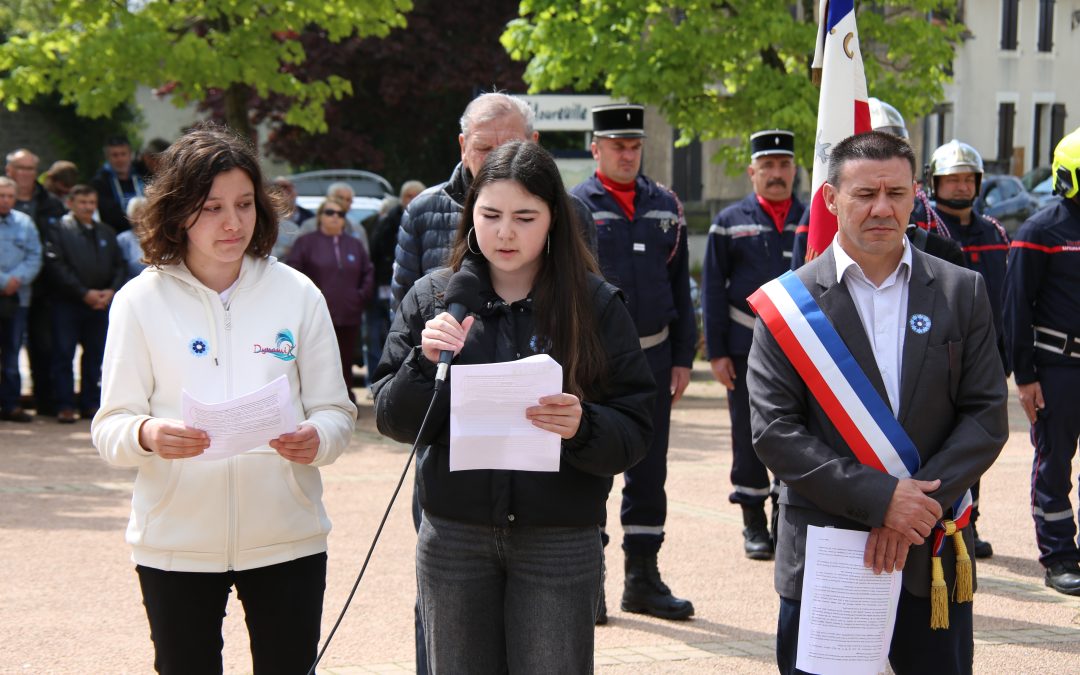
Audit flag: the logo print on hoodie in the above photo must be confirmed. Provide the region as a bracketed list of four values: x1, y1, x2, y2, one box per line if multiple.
[254, 329, 296, 361]
[189, 338, 209, 357]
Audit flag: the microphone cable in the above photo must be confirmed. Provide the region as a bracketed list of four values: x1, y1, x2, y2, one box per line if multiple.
[307, 378, 446, 675]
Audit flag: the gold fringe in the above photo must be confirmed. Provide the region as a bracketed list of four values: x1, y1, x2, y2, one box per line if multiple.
[952, 530, 973, 603]
[930, 555, 949, 629]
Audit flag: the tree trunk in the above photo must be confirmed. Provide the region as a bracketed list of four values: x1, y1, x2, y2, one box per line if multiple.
[223, 83, 255, 141]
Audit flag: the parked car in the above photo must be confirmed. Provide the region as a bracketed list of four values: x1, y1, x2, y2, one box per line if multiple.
[1030, 176, 1058, 210]
[288, 169, 393, 198]
[295, 194, 386, 228]
[974, 174, 1040, 234]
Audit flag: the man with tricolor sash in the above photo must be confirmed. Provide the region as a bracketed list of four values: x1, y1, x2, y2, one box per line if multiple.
[747, 132, 1008, 675]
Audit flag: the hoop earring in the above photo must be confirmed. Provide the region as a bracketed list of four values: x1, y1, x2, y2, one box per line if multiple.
[546, 234, 551, 255]
[466, 226, 481, 256]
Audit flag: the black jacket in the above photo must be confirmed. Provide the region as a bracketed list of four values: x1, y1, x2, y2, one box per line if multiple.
[370, 203, 404, 287]
[372, 264, 655, 527]
[90, 164, 145, 233]
[43, 214, 126, 302]
[391, 163, 600, 311]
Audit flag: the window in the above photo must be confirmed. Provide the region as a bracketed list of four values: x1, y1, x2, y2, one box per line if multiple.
[998, 102, 1016, 165]
[671, 129, 702, 203]
[1000, 0, 1019, 50]
[1050, 103, 1068, 151]
[1034, 103, 1047, 167]
[1038, 0, 1055, 52]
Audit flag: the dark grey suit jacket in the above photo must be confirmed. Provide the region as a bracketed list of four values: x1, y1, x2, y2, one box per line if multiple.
[748, 245, 1008, 599]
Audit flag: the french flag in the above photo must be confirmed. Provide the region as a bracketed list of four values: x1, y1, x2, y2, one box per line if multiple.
[804, 0, 872, 261]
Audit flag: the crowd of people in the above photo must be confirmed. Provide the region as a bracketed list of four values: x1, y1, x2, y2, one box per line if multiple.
[0, 136, 422, 424]
[3, 93, 1079, 675]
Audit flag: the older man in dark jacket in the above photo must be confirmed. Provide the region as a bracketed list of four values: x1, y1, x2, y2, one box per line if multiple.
[43, 185, 126, 423]
[390, 93, 597, 312]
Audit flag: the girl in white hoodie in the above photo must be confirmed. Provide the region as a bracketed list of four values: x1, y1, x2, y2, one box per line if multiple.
[92, 126, 356, 675]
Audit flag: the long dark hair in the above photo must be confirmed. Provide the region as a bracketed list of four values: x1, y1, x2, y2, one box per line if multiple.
[141, 124, 284, 266]
[447, 140, 605, 399]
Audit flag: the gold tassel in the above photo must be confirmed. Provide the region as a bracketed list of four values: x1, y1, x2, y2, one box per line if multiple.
[952, 527, 973, 603]
[930, 555, 949, 630]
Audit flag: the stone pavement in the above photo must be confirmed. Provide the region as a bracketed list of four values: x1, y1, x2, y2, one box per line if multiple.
[2, 363, 1079, 673]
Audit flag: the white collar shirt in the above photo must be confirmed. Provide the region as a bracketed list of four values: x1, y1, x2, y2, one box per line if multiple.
[832, 236, 912, 416]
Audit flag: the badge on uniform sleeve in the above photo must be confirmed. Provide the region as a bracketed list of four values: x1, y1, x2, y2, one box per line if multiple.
[908, 314, 931, 335]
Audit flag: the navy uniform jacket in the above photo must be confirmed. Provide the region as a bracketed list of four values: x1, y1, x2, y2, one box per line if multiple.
[938, 210, 1010, 371]
[570, 174, 696, 369]
[1004, 197, 1080, 384]
[703, 193, 805, 359]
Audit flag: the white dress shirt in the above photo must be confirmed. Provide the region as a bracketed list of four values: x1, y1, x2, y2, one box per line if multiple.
[832, 237, 912, 416]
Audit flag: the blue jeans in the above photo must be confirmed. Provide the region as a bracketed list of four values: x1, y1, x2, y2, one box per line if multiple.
[417, 512, 602, 674]
[364, 297, 390, 379]
[50, 300, 108, 411]
[0, 306, 27, 412]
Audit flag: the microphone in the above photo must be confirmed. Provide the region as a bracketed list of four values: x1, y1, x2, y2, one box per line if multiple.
[435, 265, 483, 383]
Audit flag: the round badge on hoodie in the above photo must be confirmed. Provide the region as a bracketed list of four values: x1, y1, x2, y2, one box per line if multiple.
[190, 338, 209, 357]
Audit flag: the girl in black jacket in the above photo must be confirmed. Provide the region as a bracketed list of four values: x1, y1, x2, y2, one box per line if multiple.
[372, 141, 655, 673]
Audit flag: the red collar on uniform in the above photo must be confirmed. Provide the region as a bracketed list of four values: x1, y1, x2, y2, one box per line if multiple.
[755, 195, 792, 234]
[598, 171, 637, 220]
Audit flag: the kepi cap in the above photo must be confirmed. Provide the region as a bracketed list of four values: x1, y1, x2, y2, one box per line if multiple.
[750, 130, 795, 159]
[592, 104, 646, 139]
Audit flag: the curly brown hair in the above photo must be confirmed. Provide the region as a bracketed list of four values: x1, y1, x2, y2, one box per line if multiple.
[140, 124, 285, 266]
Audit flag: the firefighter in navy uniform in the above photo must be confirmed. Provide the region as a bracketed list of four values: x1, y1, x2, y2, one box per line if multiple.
[791, 98, 964, 268]
[1004, 127, 1080, 596]
[928, 139, 1010, 559]
[702, 130, 805, 560]
[570, 104, 697, 622]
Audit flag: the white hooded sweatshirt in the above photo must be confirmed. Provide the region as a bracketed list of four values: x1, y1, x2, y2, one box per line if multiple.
[92, 255, 356, 573]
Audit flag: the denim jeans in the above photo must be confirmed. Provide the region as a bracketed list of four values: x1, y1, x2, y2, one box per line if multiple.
[417, 512, 602, 674]
[364, 298, 391, 379]
[50, 300, 108, 411]
[0, 306, 27, 412]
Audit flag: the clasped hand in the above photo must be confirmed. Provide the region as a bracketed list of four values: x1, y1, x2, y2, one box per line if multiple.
[863, 477, 942, 574]
[139, 418, 321, 464]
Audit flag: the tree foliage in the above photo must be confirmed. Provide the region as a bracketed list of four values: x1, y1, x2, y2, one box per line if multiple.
[228, 0, 525, 186]
[0, 0, 413, 138]
[502, 1, 964, 172]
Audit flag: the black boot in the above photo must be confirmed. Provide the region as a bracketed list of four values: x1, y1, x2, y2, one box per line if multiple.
[971, 522, 993, 559]
[742, 504, 774, 560]
[1045, 561, 1080, 596]
[621, 552, 694, 620]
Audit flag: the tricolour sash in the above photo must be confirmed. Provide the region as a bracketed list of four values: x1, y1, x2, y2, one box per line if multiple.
[748, 270, 972, 629]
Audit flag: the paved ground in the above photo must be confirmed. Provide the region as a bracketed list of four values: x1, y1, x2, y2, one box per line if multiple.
[2, 363, 1079, 674]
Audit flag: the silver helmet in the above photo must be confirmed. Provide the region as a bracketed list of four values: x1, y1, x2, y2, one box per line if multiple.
[868, 98, 908, 139]
[928, 139, 984, 205]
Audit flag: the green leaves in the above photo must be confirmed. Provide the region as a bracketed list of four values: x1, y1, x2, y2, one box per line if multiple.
[503, 1, 961, 174]
[0, 0, 413, 133]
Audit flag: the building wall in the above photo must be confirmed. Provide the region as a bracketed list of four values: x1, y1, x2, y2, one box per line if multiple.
[0, 107, 66, 168]
[924, 0, 1080, 175]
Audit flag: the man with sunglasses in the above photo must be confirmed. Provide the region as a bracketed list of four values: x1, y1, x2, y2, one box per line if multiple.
[1004, 127, 1080, 596]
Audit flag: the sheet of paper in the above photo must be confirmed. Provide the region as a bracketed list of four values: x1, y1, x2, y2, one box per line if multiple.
[182, 374, 297, 462]
[449, 353, 563, 472]
[796, 525, 902, 675]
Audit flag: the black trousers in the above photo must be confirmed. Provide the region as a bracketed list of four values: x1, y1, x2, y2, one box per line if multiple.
[727, 354, 773, 506]
[1030, 365, 1080, 565]
[619, 341, 673, 554]
[136, 553, 327, 675]
[777, 590, 973, 675]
